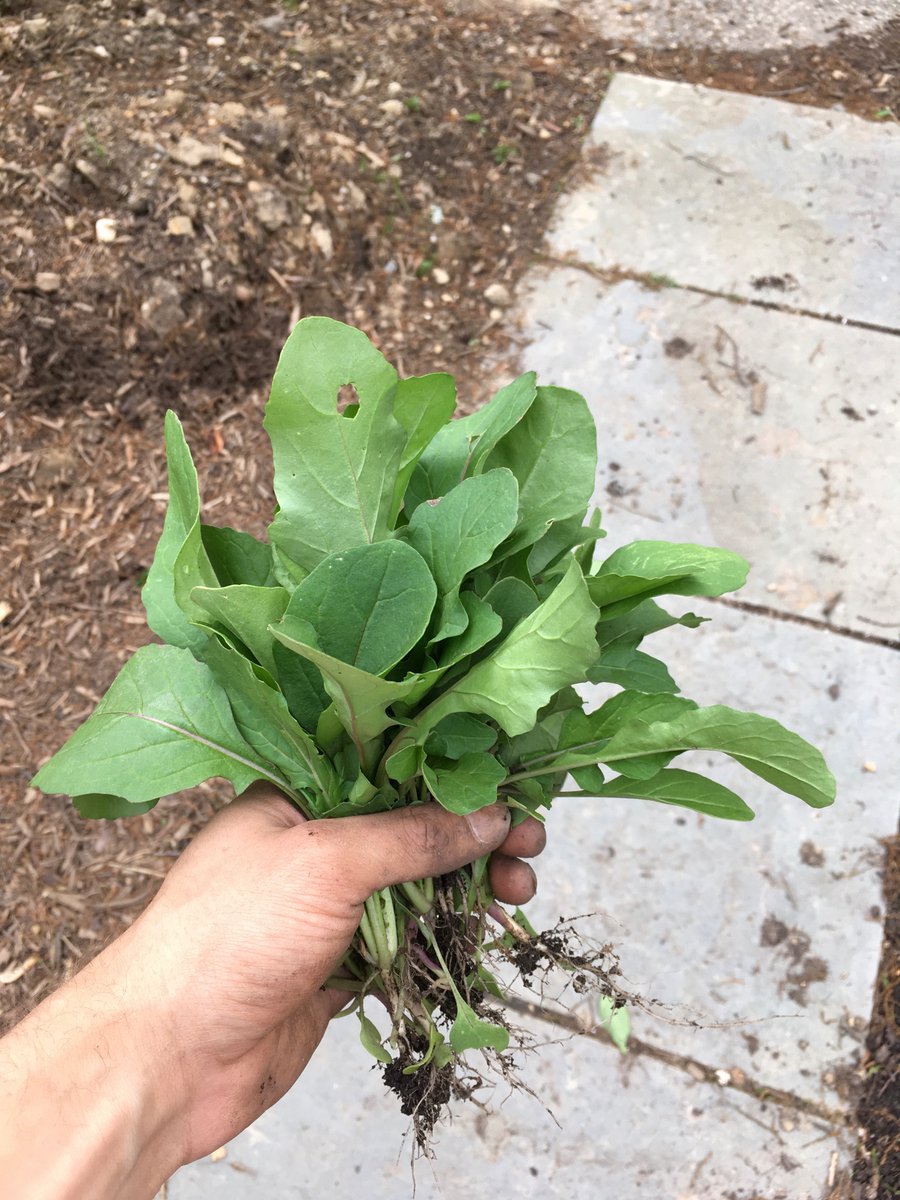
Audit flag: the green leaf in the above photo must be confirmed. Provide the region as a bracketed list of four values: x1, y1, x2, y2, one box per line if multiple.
[32, 645, 279, 805]
[272, 640, 330, 733]
[141, 411, 214, 653]
[481, 577, 539, 638]
[405, 470, 518, 642]
[597, 996, 630, 1054]
[589, 541, 749, 619]
[423, 752, 507, 815]
[270, 618, 419, 752]
[358, 1011, 392, 1064]
[405, 373, 537, 513]
[601, 705, 836, 808]
[425, 715, 497, 759]
[449, 996, 510, 1053]
[270, 543, 308, 593]
[200, 525, 276, 587]
[485, 385, 597, 554]
[265, 317, 405, 571]
[391, 372, 457, 521]
[575, 508, 606, 573]
[400, 593, 503, 708]
[286, 541, 436, 676]
[201, 638, 339, 805]
[571, 763, 606, 791]
[595, 768, 755, 821]
[523, 693, 696, 777]
[414, 560, 599, 738]
[595, 598, 705, 651]
[385, 742, 422, 784]
[588, 643, 679, 694]
[527, 516, 602, 578]
[72, 794, 158, 819]
[191, 585, 289, 675]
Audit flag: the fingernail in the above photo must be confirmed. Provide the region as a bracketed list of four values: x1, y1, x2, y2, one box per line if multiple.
[465, 802, 511, 846]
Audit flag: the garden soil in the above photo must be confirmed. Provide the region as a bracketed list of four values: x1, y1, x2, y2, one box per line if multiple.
[1, 2, 897, 1189]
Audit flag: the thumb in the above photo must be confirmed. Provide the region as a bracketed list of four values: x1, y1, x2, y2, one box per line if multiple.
[319, 801, 511, 902]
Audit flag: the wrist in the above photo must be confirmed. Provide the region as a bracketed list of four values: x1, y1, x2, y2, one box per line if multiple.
[0, 937, 188, 1199]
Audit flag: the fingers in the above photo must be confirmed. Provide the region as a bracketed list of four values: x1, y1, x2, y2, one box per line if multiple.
[315, 801, 512, 902]
[489, 854, 538, 905]
[498, 815, 546, 859]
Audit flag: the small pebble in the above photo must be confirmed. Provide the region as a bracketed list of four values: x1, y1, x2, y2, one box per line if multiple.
[95, 217, 117, 243]
[166, 215, 194, 237]
[380, 99, 405, 118]
[862, 761, 877, 773]
[431, 267, 450, 285]
[483, 282, 511, 307]
[35, 272, 61, 293]
[207, 35, 226, 47]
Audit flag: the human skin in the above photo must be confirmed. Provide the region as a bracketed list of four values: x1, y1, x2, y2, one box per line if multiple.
[0, 786, 546, 1200]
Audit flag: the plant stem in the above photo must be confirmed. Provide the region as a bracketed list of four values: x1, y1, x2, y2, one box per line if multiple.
[400, 880, 433, 915]
[488, 902, 532, 942]
[324, 976, 365, 993]
[358, 906, 381, 966]
[364, 891, 395, 972]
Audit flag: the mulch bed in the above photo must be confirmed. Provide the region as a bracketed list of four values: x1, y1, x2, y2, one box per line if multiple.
[1, 0, 897, 1179]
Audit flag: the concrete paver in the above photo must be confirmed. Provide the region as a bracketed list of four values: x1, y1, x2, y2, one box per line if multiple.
[511, 268, 900, 635]
[520, 598, 899, 1106]
[168, 999, 849, 1200]
[548, 74, 900, 329]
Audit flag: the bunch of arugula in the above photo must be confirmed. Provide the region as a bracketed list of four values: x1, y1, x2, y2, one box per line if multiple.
[33, 317, 835, 1127]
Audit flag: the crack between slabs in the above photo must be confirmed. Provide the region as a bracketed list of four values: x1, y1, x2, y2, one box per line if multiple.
[503, 994, 851, 1130]
[706, 595, 900, 651]
[533, 253, 900, 339]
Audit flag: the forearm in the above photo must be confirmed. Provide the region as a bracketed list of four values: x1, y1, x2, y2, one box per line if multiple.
[0, 946, 186, 1200]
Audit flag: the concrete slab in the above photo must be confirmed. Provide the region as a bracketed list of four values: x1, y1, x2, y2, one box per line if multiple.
[556, 0, 895, 52]
[167, 995, 848, 1200]
[511, 267, 900, 636]
[519, 598, 900, 1110]
[547, 75, 900, 330]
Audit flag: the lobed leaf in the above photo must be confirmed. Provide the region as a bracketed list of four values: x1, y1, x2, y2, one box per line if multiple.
[413, 559, 599, 738]
[265, 318, 405, 571]
[423, 752, 507, 815]
[405, 469, 518, 643]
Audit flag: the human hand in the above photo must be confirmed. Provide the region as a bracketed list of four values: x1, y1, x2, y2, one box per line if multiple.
[0, 787, 546, 1200]
[124, 785, 546, 1164]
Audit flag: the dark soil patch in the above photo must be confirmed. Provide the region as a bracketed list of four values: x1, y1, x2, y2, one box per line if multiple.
[850, 835, 900, 1199]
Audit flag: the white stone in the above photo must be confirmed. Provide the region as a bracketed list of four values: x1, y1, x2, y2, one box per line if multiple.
[94, 217, 117, 243]
[166, 214, 194, 237]
[483, 282, 511, 307]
